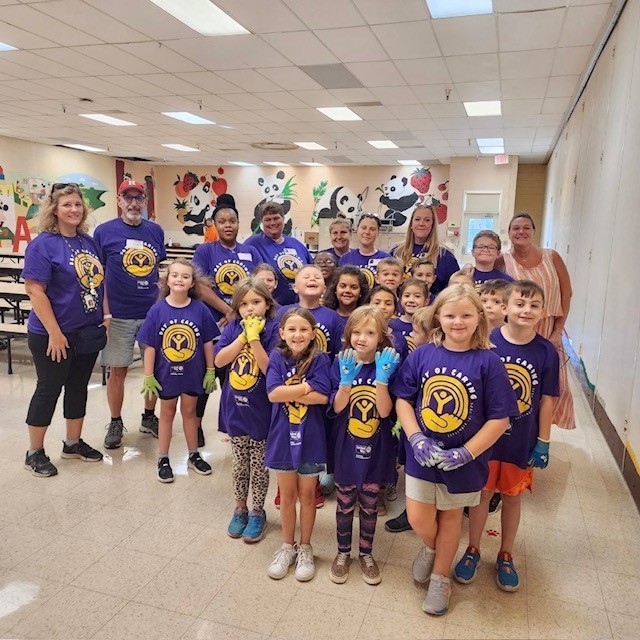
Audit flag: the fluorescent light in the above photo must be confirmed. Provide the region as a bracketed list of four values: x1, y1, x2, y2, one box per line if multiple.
[0, 41, 18, 52]
[476, 138, 504, 147]
[316, 107, 362, 121]
[295, 142, 327, 150]
[368, 140, 398, 149]
[264, 162, 289, 166]
[300, 162, 324, 166]
[149, 0, 249, 36]
[80, 113, 137, 126]
[63, 143, 107, 153]
[479, 146, 505, 154]
[397, 160, 421, 166]
[162, 112, 215, 125]
[228, 161, 256, 166]
[162, 144, 199, 152]
[464, 101, 502, 117]
[426, 0, 493, 19]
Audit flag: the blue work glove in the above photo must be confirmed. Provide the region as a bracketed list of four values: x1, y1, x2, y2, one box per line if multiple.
[434, 446, 474, 471]
[408, 432, 442, 467]
[338, 348, 362, 386]
[528, 438, 550, 468]
[375, 346, 400, 385]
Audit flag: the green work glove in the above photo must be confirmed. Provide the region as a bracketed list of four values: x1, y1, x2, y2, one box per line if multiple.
[244, 314, 266, 342]
[141, 374, 162, 399]
[203, 368, 218, 394]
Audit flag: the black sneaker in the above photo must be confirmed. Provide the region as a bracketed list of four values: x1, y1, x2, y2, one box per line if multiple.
[197, 426, 205, 448]
[385, 509, 413, 533]
[188, 451, 212, 475]
[140, 413, 159, 438]
[104, 418, 126, 449]
[24, 449, 58, 477]
[157, 457, 174, 483]
[61, 439, 103, 462]
[489, 492, 502, 515]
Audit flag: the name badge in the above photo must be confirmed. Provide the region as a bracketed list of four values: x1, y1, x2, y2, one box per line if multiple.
[238, 252, 252, 261]
[126, 239, 143, 248]
[283, 248, 297, 255]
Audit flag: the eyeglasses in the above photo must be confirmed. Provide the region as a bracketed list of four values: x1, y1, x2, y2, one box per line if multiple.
[121, 193, 146, 204]
[315, 260, 337, 266]
[473, 244, 498, 252]
[51, 182, 79, 194]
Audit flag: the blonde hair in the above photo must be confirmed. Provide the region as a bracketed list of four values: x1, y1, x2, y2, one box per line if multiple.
[448, 270, 475, 286]
[252, 262, 278, 282]
[393, 205, 441, 268]
[38, 184, 90, 234]
[412, 306, 432, 334]
[342, 306, 393, 352]
[429, 284, 491, 350]
[295, 264, 323, 280]
[158, 258, 211, 300]
[230, 277, 276, 319]
[276, 308, 320, 378]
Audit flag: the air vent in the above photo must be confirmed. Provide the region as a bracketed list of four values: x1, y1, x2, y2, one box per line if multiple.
[345, 101, 382, 108]
[325, 155, 354, 163]
[250, 142, 299, 151]
[300, 64, 364, 90]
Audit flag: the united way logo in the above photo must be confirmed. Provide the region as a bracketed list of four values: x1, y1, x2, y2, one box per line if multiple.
[276, 253, 303, 281]
[216, 261, 248, 296]
[361, 266, 375, 290]
[284, 374, 307, 424]
[161, 323, 197, 363]
[420, 371, 476, 434]
[73, 252, 104, 289]
[504, 359, 537, 416]
[122, 245, 156, 278]
[229, 346, 260, 392]
[348, 384, 380, 439]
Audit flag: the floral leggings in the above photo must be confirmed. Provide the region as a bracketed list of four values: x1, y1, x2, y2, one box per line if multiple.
[336, 482, 380, 555]
[231, 435, 269, 511]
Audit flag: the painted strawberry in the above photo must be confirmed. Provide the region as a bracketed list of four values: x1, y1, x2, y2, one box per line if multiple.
[442, 192, 448, 201]
[183, 172, 199, 192]
[217, 167, 224, 175]
[431, 197, 447, 224]
[173, 175, 188, 198]
[212, 175, 227, 196]
[410, 167, 431, 193]
[438, 181, 448, 192]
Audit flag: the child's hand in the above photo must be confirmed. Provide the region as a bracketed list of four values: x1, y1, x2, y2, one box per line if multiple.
[408, 432, 442, 467]
[391, 420, 402, 440]
[527, 438, 550, 468]
[434, 445, 474, 471]
[141, 374, 162, 399]
[244, 315, 266, 342]
[239, 319, 248, 344]
[203, 368, 218, 394]
[338, 348, 363, 386]
[375, 347, 400, 385]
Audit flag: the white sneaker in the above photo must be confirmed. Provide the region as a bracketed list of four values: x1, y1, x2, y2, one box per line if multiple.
[295, 543, 315, 582]
[268, 543, 298, 580]
[412, 544, 436, 583]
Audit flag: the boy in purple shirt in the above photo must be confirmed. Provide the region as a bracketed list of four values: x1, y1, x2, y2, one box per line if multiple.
[470, 230, 513, 285]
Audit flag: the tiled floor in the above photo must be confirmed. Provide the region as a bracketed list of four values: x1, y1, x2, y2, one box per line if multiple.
[0, 343, 638, 639]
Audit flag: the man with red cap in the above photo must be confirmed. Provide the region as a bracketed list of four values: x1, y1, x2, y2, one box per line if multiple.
[94, 179, 166, 449]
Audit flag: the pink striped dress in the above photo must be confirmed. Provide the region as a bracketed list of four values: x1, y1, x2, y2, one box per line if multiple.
[503, 250, 575, 430]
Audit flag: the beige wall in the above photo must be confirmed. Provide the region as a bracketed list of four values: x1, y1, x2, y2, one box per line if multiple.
[514, 164, 546, 244]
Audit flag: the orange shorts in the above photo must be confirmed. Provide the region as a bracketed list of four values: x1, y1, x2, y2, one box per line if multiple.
[484, 461, 533, 496]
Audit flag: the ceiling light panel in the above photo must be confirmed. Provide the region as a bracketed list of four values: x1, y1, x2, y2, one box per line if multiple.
[0, 41, 18, 51]
[162, 112, 216, 125]
[79, 113, 137, 126]
[476, 138, 504, 146]
[316, 106, 362, 121]
[300, 162, 324, 166]
[162, 143, 199, 152]
[397, 160, 422, 166]
[148, 0, 249, 36]
[368, 140, 399, 149]
[464, 100, 502, 116]
[295, 142, 327, 150]
[426, 0, 493, 19]
[228, 161, 256, 166]
[479, 146, 505, 154]
[264, 162, 289, 166]
[63, 143, 107, 153]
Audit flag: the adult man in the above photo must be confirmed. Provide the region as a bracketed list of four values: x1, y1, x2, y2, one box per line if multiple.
[94, 179, 166, 449]
[244, 202, 312, 305]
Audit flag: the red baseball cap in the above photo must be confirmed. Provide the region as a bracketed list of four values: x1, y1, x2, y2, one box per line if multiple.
[118, 179, 146, 196]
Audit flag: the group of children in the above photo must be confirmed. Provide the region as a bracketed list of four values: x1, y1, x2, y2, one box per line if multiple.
[135, 228, 559, 617]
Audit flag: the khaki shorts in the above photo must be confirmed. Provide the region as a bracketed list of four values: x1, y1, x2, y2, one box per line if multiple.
[405, 474, 481, 511]
[99, 318, 146, 368]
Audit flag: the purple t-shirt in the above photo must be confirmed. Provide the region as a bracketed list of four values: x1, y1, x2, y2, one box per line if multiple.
[192, 241, 259, 322]
[490, 328, 560, 469]
[329, 360, 397, 488]
[390, 317, 413, 337]
[391, 343, 519, 493]
[244, 233, 312, 305]
[137, 299, 219, 398]
[389, 325, 409, 362]
[214, 318, 279, 440]
[23, 232, 105, 335]
[277, 303, 343, 359]
[392, 244, 459, 295]
[338, 249, 391, 292]
[321, 247, 350, 260]
[474, 268, 514, 285]
[93, 217, 165, 320]
[265, 350, 331, 468]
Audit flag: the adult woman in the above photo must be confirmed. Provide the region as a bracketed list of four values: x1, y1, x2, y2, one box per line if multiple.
[338, 213, 390, 290]
[321, 219, 351, 259]
[392, 205, 459, 295]
[22, 183, 107, 477]
[501, 212, 575, 430]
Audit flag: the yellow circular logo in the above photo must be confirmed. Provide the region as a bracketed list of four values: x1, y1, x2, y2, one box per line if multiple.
[285, 374, 308, 425]
[505, 363, 533, 414]
[123, 246, 156, 278]
[229, 346, 260, 392]
[314, 326, 328, 353]
[361, 267, 375, 290]
[420, 375, 470, 434]
[348, 385, 380, 438]
[276, 254, 303, 281]
[74, 252, 104, 289]
[216, 262, 248, 296]
[406, 335, 417, 353]
[161, 323, 197, 363]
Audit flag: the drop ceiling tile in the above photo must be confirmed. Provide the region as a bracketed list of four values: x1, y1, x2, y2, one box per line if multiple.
[216, 69, 281, 92]
[432, 15, 498, 56]
[469, 116, 507, 129]
[354, 0, 428, 24]
[68, 76, 133, 98]
[0, 81, 47, 100]
[177, 72, 243, 94]
[222, 93, 279, 110]
[74, 45, 162, 74]
[401, 118, 438, 130]
[446, 53, 499, 82]
[426, 102, 467, 118]
[117, 43, 203, 74]
[546, 75, 580, 97]
[388, 104, 430, 119]
[0, 59, 50, 79]
[346, 61, 407, 87]
[43, 49, 121, 76]
[249, 109, 296, 123]
[502, 114, 542, 127]
[433, 117, 470, 130]
[315, 26, 388, 63]
[290, 89, 342, 107]
[262, 31, 339, 66]
[283, 0, 365, 28]
[0, 51, 82, 78]
[502, 127, 537, 139]
[502, 77, 549, 100]
[396, 58, 452, 85]
[503, 99, 544, 115]
[253, 92, 309, 109]
[494, 0, 567, 10]
[552, 46, 593, 75]
[412, 84, 459, 104]
[539, 113, 563, 126]
[542, 96, 571, 113]
[456, 81, 501, 102]
[499, 50, 555, 80]
[161, 39, 246, 71]
[329, 88, 378, 103]
[96, 74, 167, 96]
[350, 105, 395, 120]
[285, 108, 327, 121]
[371, 86, 420, 105]
[442, 129, 473, 141]
[136, 73, 205, 95]
[214, 0, 306, 33]
[558, 4, 610, 47]
[372, 21, 440, 59]
[498, 9, 564, 52]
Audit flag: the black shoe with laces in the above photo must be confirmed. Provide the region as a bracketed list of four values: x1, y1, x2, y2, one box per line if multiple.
[197, 426, 205, 448]
[385, 509, 413, 533]
[24, 449, 58, 477]
[61, 439, 103, 462]
[140, 413, 159, 438]
[157, 457, 174, 483]
[104, 418, 126, 449]
[489, 492, 502, 514]
[188, 451, 212, 475]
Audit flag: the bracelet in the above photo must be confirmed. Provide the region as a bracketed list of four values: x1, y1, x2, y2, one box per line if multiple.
[103, 314, 112, 320]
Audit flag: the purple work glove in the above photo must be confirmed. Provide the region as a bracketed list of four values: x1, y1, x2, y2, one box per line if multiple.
[408, 432, 442, 468]
[434, 445, 474, 471]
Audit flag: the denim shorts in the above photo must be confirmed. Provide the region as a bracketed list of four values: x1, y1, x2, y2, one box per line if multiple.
[269, 462, 325, 477]
[100, 318, 146, 367]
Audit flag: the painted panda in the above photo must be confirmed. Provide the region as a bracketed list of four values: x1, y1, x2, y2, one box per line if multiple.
[182, 179, 213, 235]
[317, 186, 367, 221]
[251, 170, 293, 235]
[379, 175, 419, 227]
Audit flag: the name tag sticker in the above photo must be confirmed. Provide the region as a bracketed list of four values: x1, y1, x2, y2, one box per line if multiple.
[238, 252, 252, 261]
[125, 239, 143, 248]
[284, 248, 297, 255]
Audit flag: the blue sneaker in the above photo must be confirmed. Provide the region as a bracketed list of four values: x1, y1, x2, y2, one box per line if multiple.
[319, 472, 335, 496]
[453, 545, 481, 584]
[496, 552, 520, 591]
[227, 508, 249, 538]
[242, 509, 267, 544]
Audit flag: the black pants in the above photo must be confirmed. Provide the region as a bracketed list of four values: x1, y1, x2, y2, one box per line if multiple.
[26, 332, 99, 427]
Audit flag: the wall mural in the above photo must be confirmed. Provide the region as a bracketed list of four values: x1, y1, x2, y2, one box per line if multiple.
[250, 170, 297, 235]
[173, 167, 228, 235]
[311, 184, 368, 226]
